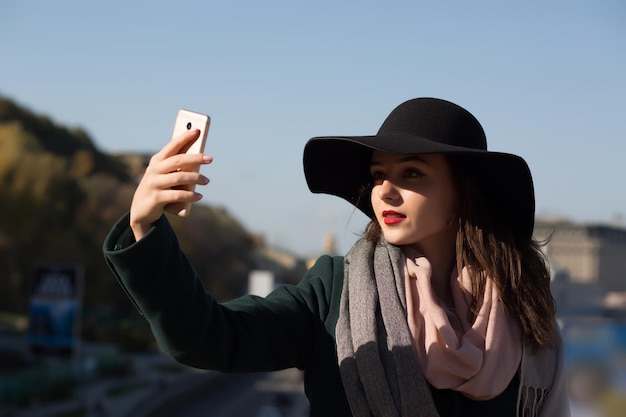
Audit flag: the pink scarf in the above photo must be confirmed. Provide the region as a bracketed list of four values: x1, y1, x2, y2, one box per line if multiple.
[402, 246, 522, 400]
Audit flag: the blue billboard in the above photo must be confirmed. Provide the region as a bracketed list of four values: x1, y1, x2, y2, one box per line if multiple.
[28, 264, 83, 355]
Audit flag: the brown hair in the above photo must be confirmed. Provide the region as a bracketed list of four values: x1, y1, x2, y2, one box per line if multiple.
[363, 154, 556, 351]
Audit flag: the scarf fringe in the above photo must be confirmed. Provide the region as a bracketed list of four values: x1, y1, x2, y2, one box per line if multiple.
[519, 385, 550, 417]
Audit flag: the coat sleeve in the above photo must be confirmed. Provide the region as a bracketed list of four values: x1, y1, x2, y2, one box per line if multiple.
[103, 212, 340, 373]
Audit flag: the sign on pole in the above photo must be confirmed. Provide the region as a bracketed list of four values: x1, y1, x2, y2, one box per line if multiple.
[28, 263, 84, 356]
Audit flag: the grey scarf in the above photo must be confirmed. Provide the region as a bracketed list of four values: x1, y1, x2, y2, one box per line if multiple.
[336, 237, 440, 417]
[335, 237, 570, 417]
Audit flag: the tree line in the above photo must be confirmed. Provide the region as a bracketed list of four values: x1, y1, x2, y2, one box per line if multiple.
[0, 95, 256, 349]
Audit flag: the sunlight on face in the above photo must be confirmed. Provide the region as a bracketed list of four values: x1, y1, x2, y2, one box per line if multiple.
[369, 151, 457, 254]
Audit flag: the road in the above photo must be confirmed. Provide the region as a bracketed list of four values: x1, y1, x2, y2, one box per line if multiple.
[174, 369, 309, 417]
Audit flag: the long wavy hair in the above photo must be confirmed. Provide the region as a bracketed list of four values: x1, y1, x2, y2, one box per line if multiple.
[363, 153, 556, 351]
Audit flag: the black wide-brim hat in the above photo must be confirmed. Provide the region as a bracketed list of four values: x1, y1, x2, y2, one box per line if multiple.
[303, 97, 535, 239]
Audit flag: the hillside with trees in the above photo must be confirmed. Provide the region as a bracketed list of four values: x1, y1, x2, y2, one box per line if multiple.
[0, 95, 256, 349]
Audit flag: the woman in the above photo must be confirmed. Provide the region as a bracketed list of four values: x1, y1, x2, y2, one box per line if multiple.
[103, 98, 569, 416]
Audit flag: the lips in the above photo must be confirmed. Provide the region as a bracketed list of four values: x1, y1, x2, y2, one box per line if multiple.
[382, 210, 406, 225]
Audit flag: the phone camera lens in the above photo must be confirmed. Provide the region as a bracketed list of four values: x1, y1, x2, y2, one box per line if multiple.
[186, 122, 192, 130]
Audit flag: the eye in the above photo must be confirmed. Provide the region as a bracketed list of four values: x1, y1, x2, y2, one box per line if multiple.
[404, 168, 425, 178]
[370, 170, 386, 185]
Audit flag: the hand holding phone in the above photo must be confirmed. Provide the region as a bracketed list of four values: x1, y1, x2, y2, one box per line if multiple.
[168, 109, 211, 217]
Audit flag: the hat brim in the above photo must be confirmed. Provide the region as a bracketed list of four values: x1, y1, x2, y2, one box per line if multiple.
[303, 134, 535, 238]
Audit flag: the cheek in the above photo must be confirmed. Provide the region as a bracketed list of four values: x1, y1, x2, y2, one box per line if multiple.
[416, 190, 456, 225]
[370, 195, 383, 222]
[442, 186, 458, 218]
[370, 186, 382, 209]
[435, 191, 457, 226]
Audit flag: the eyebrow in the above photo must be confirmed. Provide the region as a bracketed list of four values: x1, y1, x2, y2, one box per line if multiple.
[370, 155, 428, 166]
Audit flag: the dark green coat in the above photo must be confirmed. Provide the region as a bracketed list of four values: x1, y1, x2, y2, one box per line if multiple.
[103, 213, 519, 417]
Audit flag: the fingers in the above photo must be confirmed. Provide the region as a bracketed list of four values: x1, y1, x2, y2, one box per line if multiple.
[148, 148, 212, 177]
[149, 128, 208, 169]
[129, 131, 213, 239]
[150, 169, 210, 190]
[166, 153, 212, 174]
[160, 128, 201, 158]
[130, 172, 208, 240]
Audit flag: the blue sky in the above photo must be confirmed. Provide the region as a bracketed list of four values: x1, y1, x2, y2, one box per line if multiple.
[2, 1, 625, 256]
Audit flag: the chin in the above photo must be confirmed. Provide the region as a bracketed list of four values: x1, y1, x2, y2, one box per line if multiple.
[381, 233, 414, 247]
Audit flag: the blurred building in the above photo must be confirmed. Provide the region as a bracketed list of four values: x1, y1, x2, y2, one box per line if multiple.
[305, 232, 339, 269]
[249, 233, 309, 289]
[534, 218, 626, 317]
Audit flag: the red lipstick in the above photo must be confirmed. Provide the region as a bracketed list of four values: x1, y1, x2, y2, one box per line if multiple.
[382, 210, 406, 225]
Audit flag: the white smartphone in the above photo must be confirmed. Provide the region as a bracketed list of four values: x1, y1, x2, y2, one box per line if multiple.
[169, 109, 211, 217]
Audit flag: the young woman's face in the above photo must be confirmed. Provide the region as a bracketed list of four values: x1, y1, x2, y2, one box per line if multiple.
[369, 151, 457, 252]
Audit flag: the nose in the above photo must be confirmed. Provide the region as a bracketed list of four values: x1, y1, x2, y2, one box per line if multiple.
[377, 179, 400, 201]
